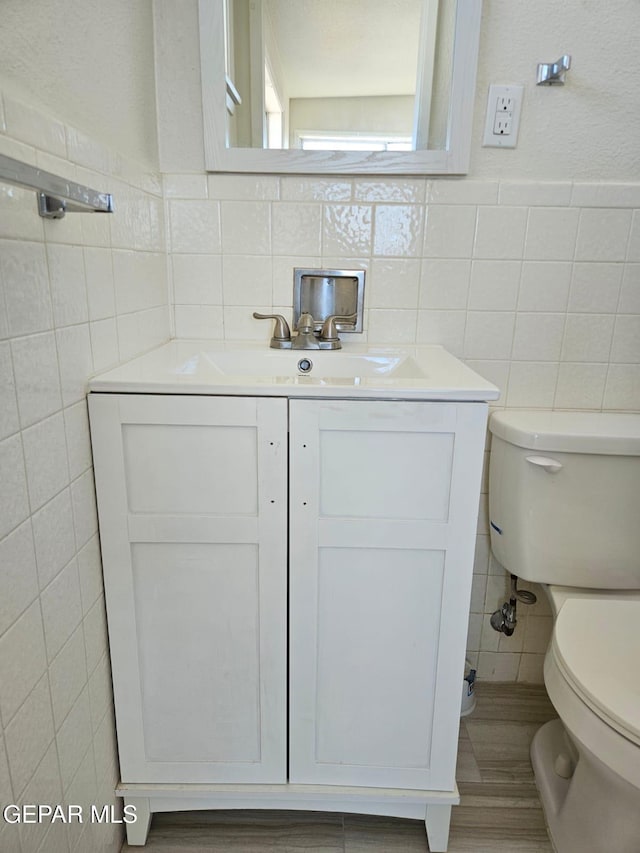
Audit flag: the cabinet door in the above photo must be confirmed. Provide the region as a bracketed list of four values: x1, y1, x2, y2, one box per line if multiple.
[289, 399, 487, 790]
[89, 394, 287, 784]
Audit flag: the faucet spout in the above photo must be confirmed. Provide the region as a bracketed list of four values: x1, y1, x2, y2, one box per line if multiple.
[292, 312, 320, 349]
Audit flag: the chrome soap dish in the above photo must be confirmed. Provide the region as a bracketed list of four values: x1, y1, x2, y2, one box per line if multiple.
[293, 269, 365, 335]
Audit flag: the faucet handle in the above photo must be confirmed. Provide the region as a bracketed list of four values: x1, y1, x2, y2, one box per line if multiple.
[253, 312, 291, 342]
[320, 313, 357, 342]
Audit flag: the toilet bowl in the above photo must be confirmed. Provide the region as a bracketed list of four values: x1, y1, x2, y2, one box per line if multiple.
[532, 593, 640, 853]
[487, 410, 640, 853]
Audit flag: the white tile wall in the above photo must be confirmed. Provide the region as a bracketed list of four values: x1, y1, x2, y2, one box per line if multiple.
[0, 91, 169, 852]
[165, 171, 640, 684]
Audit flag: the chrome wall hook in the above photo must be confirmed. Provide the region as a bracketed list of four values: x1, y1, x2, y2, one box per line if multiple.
[537, 54, 571, 85]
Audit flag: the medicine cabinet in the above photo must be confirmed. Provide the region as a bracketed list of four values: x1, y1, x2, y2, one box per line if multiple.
[198, 0, 483, 175]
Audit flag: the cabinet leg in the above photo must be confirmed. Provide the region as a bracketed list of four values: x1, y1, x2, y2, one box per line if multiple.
[424, 803, 452, 852]
[125, 797, 152, 846]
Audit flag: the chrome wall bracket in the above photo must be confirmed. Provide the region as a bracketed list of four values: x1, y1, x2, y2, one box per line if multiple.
[536, 54, 572, 86]
[0, 153, 114, 219]
[37, 193, 67, 220]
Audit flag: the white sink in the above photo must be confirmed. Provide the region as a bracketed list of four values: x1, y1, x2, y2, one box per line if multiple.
[201, 348, 426, 379]
[88, 340, 500, 401]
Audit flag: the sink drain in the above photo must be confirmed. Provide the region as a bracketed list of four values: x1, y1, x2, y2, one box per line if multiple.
[297, 358, 313, 374]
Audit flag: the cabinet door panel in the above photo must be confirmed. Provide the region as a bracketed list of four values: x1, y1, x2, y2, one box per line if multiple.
[315, 547, 444, 769]
[132, 543, 261, 763]
[289, 399, 487, 791]
[89, 394, 287, 784]
[122, 422, 258, 514]
[319, 429, 453, 520]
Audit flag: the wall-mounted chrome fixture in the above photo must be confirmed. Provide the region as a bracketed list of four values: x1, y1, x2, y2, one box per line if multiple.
[0, 153, 114, 219]
[293, 269, 365, 335]
[536, 54, 572, 86]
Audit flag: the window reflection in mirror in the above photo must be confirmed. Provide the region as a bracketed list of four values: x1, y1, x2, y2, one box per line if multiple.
[225, 0, 453, 153]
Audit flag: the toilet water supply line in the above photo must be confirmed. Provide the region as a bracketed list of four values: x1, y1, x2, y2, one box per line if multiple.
[490, 574, 537, 635]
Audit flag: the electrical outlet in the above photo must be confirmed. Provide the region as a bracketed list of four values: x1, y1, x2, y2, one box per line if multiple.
[482, 84, 524, 148]
[493, 112, 513, 135]
[496, 94, 516, 113]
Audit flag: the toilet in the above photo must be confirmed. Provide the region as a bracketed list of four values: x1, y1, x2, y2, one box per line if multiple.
[487, 410, 640, 853]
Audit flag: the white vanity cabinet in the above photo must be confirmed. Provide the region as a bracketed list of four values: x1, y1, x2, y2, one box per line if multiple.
[88, 391, 488, 850]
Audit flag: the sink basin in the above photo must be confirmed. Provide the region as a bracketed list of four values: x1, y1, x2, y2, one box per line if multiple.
[200, 349, 426, 379]
[88, 339, 500, 401]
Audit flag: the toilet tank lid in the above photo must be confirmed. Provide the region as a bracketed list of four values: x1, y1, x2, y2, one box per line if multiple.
[489, 410, 640, 455]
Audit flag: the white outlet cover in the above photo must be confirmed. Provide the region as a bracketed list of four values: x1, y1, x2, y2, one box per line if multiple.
[482, 84, 524, 148]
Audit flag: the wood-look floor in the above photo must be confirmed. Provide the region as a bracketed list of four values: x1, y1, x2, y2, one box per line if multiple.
[122, 683, 558, 853]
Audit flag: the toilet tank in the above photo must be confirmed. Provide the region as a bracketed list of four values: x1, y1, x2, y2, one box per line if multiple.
[488, 411, 640, 589]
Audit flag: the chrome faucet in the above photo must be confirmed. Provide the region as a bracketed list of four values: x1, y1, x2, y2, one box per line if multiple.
[253, 311, 357, 350]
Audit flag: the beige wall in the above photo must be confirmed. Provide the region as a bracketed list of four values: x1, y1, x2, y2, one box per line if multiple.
[0, 0, 158, 167]
[471, 0, 640, 181]
[289, 96, 414, 146]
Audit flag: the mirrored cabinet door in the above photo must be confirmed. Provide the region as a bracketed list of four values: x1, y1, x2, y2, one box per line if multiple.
[198, 0, 483, 174]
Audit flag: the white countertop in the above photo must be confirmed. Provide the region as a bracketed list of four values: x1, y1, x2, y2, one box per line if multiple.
[88, 340, 500, 402]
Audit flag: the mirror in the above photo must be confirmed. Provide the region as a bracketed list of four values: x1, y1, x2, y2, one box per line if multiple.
[225, 0, 441, 152]
[199, 0, 482, 175]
